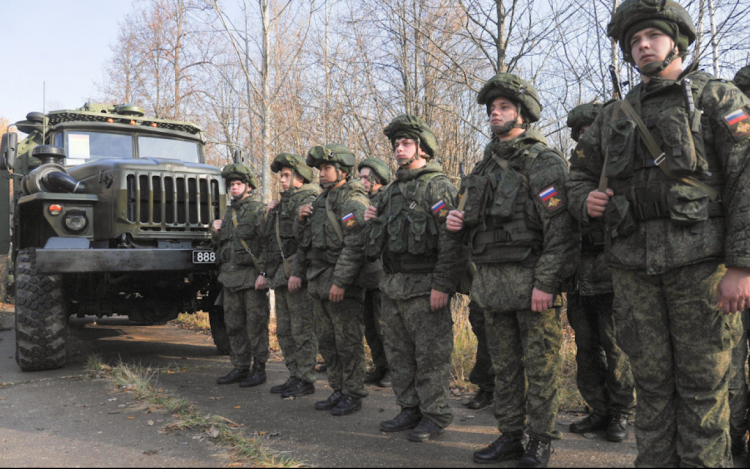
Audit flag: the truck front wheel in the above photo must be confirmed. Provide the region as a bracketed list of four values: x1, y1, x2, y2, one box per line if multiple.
[15, 248, 68, 371]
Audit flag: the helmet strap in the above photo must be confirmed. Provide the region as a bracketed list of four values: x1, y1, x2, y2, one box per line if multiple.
[490, 110, 527, 136]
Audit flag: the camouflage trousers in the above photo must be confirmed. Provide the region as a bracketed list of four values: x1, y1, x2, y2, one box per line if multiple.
[567, 292, 635, 418]
[729, 310, 749, 440]
[275, 286, 317, 384]
[223, 287, 270, 369]
[612, 261, 740, 468]
[363, 288, 388, 372]
[468, 301, 495, 393]
[314, 294, 368, 399]
[485, 305, 563, 442]
[381, 294, 454, 428]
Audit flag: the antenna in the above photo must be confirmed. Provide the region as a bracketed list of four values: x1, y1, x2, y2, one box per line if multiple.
[42, 81, 47, 143]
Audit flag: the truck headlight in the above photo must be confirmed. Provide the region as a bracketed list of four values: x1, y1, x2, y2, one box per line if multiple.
[63, 211, 88, 234]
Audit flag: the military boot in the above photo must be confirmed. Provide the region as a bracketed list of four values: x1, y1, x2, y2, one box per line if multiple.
[239, 362, 266, 388]
[271, 376, 296, 394]
[331, 395, 362, 416]
[377, 370, 392, 388]
[379, 407, 421, 432]
[217, 368, 249, 385]
[314, 390, 343, 410]
[473, 433, 524, 464]
[408, 417, 443, 442]
[281, 379, 315, 398]
[569, 413, 608, 434]
[466, 389, 494, 410]
[605, 414, 629, 443]
[364, 367, 387, 385]
[517, 438, 551, 468]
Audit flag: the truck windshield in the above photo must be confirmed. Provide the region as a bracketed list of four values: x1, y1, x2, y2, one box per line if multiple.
[138, 136, 200, 163]
[65, 131, 133, 165]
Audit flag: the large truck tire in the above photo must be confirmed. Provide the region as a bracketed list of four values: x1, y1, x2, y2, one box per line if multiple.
[209, 304, 231, 355]
[15, 248, 68, 371]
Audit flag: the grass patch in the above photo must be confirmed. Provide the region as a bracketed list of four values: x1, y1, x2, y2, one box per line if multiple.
[86, 355, 303, 467]
[173, 311, 211, 332]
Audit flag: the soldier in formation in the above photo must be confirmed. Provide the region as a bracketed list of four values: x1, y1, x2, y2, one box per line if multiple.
[293, 144, 370, 416]
[447, 73, 579, 468]
[565, 103, 636, 443]
[357, 158, 392, 389]
[259, 153, 321, 398]
[567, 0, 750, 465]
[213, 164, 270, 388]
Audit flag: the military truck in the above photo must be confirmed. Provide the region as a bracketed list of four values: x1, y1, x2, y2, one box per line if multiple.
[0, 103, 230, 371]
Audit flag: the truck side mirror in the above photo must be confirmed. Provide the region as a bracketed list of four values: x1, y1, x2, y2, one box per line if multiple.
[0, 132, 18, 171]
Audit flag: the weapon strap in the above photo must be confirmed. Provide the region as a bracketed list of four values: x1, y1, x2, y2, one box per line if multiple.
[325, 195, 345, 241]
[232, 207, 261, 272]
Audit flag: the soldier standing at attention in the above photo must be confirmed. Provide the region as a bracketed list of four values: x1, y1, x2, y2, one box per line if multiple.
[358, 158, 391, 389]
[565, 103, 636, 442]
[364, 115, 467, 442]
[292, 144, 370, 416]
[566, 1, 750, 465]
[213, 164, 270, 388]
[258, 153, 321, 399]
[446, 74, 579, 468]
[728, 64, 750, 457]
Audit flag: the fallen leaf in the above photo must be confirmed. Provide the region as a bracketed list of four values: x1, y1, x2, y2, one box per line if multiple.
[108, 398, 117, 402]
[234, 406, 241, 409]
[208, 427, 220, 439]
[128, 417, 134, 420]
[147, 420, 155, 426]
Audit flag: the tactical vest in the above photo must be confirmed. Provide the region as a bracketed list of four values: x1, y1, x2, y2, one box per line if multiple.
[469, 143, 547, 264]
[374, 172, 443, 274]
[605, 71, 724, 233]
[270, 187, 318, 260]
[218, 198, 265, 269]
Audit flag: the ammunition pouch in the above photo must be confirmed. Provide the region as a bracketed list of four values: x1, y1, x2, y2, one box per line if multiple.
[657, 107, 705, 175]
[460, 174, 491, 227]
[604, 195, 637, 239]
[365, 216, 387, 261]
[605, 119, 637, 180]
[489, 167, 524, 221]
[581, 224, 606, 253]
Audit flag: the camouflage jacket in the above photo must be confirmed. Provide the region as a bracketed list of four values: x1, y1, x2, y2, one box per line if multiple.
[259, 183, 321, 289]
[368, 186, 387, 207]
[567, 68, 750, 273]
[366, 161, 467, 300]
[213, 192, 267, 290]
[294, 178, 369, 299]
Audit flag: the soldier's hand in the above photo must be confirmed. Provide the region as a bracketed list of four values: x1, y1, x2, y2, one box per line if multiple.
[717, 267, 750, 314]
[531, 287, 553, 313]
[299, 204, 313, 220]
[288, 276, 302, 292]
[255, 275, 268, 290]
[446, 210, 464, 232]
[212, 219, 223, 232]
[430, 289, 449, 312]
[587, 189, 613, 218]
[267, 200, 280, 212]
[329, 284, 345, 303]
[364, 206, 378, 221]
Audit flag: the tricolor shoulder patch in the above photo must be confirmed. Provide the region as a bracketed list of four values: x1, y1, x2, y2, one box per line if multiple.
[342, 212, 356, 229]
[431, 200, 449, 220]
[538, 186, 566, 213]
[724, 108, 750, 141]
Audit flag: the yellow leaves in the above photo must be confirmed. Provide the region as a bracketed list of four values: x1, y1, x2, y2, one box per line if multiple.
[234, 406, 241, 409]
[128, 416, 135, 420]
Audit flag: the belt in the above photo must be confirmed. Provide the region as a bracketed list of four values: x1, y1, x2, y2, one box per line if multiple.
[383, 254, 436, 274]
[473, 228, 511, 244]
[633, 200, 723, 221]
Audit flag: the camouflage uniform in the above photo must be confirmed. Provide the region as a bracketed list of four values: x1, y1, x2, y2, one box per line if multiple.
[363, 188, 388, 376]
[295, 158, 370, 400]
[215, 191, 270, 370]
[567, 4, 750, 463]
[259, 179, 321, 385]
[366, 154, 466, 428]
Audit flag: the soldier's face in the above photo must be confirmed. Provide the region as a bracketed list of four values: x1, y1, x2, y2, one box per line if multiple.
[489, 97, 521, 127]
[578, 125, 591, 140]
[630, 28, 676, 70]
[280, 167, 294, 191]
[393, 138, 425, 166]
[319, 164, 339, 184]
[229, 180, 249, 199]
[359, 167, 373, 192]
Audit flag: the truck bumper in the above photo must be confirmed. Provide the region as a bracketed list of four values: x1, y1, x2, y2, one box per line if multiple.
[36, 248, 215, 274]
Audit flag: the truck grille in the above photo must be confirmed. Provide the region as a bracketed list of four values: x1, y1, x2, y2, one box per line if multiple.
[126, 173, 222, 231]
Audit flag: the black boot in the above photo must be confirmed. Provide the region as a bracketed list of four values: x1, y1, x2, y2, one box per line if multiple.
[377, 370, 392, 388]
[466, 389, 494, 410]
[605, 414, 629, 442]
[314, 390, 343, 410]
[364, 367, 387, 384]
[281, 379, 315, 398]
[216, 368, 249, 385]
[270, 376, 296, 394]
[408, 417, 443, 442]
[732, 433, 748, 456]
[473, 434, 524, 464]
[331, 395, 362, 416]
[239, 362, 266, 388]
[379, 407, 421, 432]
[517, 438, 551, 468]
[569, 413, 609, 434]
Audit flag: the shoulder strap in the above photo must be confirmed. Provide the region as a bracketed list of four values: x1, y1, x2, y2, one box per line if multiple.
[325, 195, 345, 241]
[274, 211, 285, 259]
[232, 207, 261, 271]
[491, 151, 529, 189]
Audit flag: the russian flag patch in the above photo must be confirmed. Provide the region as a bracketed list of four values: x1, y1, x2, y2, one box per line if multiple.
[342, 212, 356, 228]
[538, 186, 565, 212]
[724, 108, 750, 140]
[431, 200, 449, 219]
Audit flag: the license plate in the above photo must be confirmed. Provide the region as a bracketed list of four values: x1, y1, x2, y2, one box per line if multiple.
[192, 250, 216, 264]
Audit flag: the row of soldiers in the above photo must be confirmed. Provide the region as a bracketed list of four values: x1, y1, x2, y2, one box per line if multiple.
[210, 0, 750, 467]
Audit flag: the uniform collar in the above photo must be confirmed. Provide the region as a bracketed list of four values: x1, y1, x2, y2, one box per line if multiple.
[395, 161, 443, 183]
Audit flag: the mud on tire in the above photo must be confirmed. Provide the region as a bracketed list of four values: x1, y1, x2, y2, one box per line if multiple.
[15, 248, 68, 371]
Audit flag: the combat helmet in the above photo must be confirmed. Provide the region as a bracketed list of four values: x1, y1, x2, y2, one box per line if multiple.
[382, 115, 439, 166]
[734, 65, 750, 96]
[566, 102, 603, 142]
[271, 152, 313, 183]
[222, 163, 259, 190]
[607, 0, 695, 76]
[477, 73, 542, 134]
[358, 158, 391, 185]
[306, 143, 356, 188]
